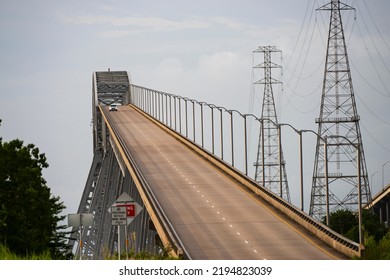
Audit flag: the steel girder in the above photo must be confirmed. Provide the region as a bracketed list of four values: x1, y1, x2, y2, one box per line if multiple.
[68, 71, 158, 259]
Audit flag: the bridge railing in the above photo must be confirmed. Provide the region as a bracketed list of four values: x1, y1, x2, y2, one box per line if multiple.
[130, 84, 256, 176]
[101, 105, 189, 259]
[129, 84, 361, 258]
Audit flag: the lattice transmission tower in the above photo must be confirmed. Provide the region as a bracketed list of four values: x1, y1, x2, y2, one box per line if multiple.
[310, 0, 371, 221]
[253, 46, 290, 202]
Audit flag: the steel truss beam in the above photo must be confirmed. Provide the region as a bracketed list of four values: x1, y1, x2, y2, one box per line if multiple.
[68, 71, 159, 259]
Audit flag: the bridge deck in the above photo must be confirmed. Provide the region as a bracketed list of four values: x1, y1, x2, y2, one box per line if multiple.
[104, 105, 345, 260]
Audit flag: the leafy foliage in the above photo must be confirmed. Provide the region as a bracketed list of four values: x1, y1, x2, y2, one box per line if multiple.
[0, 119, 70, 259]
[327, 209, 387, 243]
[324, 208, 389, 259]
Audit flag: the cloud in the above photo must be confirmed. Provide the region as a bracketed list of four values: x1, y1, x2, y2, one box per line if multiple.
[210, 16, 260, 35]
[59, 14, 210, 34]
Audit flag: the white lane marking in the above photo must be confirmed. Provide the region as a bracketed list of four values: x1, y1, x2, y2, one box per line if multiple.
[140, 130, 265, 260]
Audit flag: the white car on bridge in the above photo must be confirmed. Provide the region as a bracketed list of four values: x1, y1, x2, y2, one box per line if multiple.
[109, 104, 118, 111]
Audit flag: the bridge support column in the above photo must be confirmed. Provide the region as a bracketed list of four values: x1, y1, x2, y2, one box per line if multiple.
[69, 143, 159, 259]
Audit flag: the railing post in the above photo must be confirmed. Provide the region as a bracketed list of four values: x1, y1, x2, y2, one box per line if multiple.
[169, 95, 172, 128]
[161, 93, 165, 124]
[230, 111, 234, 167]
[166, 94, 168, 125]
[278, 124, 283, 199]
[200, 103, 204, 148]
[174, 96, 177, 131]
[157, 92, 160, 121]
[244, 115, 248, 176]
[261, 120, 265, 189]
[220, 108, 223, 160]
[179, 98, 182, 134]
[299, 131, 304, 212]
[357, 143, 363, 247]
[185, 99, 188, 138]
[192, 101, 196, 142]
[211, 106, 215, 154]
[324, 136, 330, 227]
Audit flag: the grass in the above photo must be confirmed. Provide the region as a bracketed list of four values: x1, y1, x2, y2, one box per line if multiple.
[103, 245, 180, 260]
[0, 244, 52, 260]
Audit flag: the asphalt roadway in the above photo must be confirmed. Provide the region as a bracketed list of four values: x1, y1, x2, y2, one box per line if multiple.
[105, 105, 347, 260]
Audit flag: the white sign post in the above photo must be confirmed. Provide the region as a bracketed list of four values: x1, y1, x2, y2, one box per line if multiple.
[109, 192, 143, 259]
[67, 213, 94, 260]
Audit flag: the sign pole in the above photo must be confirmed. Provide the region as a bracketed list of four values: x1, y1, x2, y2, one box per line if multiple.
[125, 219, 129, 260]
[68, 213, 94, 260]
[118, 225, 121, 260]
[79, 214, 82, 260]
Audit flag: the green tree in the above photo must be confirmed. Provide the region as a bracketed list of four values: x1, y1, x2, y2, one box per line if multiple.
[0, 119, 69, 259]
[324, 209, 387, 243]
[325, 209, 357, 240]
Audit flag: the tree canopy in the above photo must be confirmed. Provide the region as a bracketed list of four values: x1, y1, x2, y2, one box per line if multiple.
[0, 119, 69, 259]
[324, 208, 390, 259]
[324, 209, 387, 243]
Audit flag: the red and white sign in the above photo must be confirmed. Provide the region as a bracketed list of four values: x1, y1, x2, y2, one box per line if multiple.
[111, 206, 127, 226]
[116, 204, 135, 217]
[126, 204, 135, 217]
[109, 192, 143, 225]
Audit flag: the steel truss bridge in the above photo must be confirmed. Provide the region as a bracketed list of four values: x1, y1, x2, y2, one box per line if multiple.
[68, 70, 362, 259]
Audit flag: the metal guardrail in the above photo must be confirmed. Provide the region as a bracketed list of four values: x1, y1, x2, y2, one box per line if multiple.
[101, 106, 190, 259]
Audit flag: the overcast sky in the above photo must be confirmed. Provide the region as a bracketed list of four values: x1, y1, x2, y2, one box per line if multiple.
[1, 0, 389, 217]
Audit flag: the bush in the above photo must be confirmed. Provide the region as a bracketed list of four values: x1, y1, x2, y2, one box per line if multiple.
[362, 231, 390, 260]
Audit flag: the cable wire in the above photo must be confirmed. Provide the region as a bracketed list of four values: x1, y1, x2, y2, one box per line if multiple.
[361, 0, 390, 53]
[355, 92, 390, 126]
[355, 21, 390, 97]
[360, 122, 390, 153]
[356, 2, 390, 76]
[350, 61, 390, 98]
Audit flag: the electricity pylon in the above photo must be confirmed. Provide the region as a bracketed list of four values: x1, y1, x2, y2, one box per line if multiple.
[310, 0, 371, 221]
[253, 46, 290, 202]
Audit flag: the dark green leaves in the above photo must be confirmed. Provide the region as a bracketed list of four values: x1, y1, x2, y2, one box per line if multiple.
[0, 120, 69, 259]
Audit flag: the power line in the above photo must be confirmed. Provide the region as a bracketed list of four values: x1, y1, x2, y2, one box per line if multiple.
[350, 60, 390, 98]
[355, 21, 390, 96]
[360, 122, 390, 153]
[360, 0, 390, 53]
[283, 85, 321, 114]
[285, 0, 314, 70]
[284, 78, 322, 98]
[356, 2, 390, 76]
[355, 91, 390, 126]
[285, 0, 317, 86]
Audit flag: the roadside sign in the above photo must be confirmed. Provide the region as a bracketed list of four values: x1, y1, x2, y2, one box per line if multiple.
[126, 204, 135, 217]
[68, 213, 94, 227]
[109, 192, 144, 260]
[111, 206, 127, 226]
[109, 192, 143, 225]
